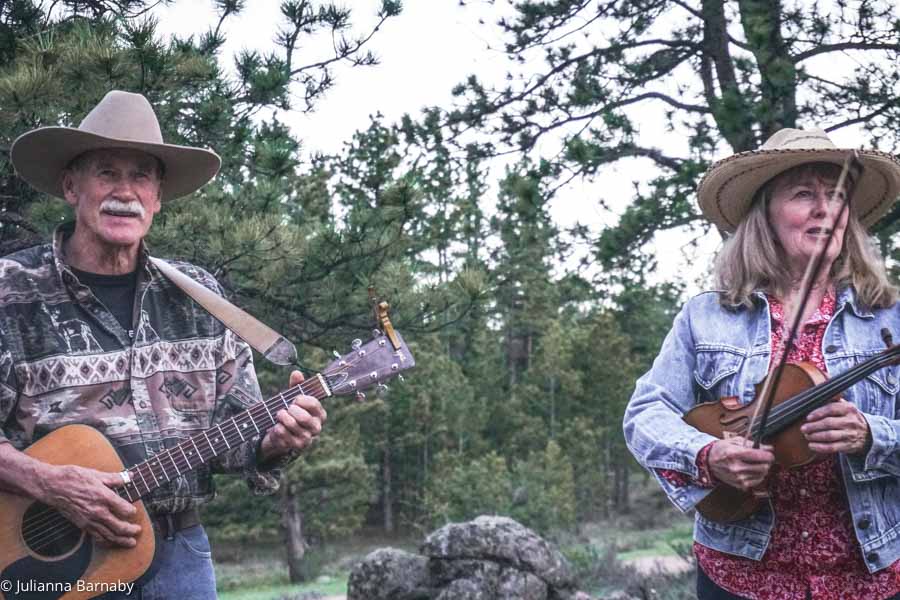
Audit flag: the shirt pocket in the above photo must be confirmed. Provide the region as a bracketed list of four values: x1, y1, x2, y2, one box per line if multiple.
[694, 346, 746, 404]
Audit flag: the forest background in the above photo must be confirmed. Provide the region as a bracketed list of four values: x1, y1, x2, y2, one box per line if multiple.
[2, 0, 900, 597]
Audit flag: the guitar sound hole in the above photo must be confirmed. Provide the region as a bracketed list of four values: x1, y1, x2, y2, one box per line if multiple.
[22, 502, 83, 558]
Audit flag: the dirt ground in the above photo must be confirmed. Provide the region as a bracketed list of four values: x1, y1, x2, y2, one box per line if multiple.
[623, 554, 693, 575]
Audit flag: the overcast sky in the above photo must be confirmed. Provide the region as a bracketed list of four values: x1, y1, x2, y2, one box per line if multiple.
[151, 1, 881, 289]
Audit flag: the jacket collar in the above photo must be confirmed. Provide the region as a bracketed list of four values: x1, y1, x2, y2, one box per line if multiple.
[836, 284, 874, 319]
[748, 284, 873, 319]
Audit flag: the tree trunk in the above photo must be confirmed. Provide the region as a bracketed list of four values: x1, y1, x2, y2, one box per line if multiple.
[282, 483, 309, 583]
[383, 443, 394, 533]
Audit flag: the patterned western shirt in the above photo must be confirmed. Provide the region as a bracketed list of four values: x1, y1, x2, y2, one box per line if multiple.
[0, 224, 282, 515]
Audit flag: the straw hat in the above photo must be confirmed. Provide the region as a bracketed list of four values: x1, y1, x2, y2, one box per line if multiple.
[10, 90, 221, 201]
[697, 128, 900, 233]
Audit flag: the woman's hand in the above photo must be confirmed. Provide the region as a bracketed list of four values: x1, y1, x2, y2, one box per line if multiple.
[801, 399, 871, 455]
[708, 437, 775, 491]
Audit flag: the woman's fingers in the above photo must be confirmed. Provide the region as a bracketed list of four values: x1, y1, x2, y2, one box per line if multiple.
[709, 438, 775, 491]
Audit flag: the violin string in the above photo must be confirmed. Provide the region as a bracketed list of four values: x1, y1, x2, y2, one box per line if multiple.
[757, 351, 896, 439]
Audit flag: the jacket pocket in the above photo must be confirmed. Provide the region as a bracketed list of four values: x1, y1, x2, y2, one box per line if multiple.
[694, 346, 746, 402]
[842, 352, 899, 416]
[864, 365, 899, 417]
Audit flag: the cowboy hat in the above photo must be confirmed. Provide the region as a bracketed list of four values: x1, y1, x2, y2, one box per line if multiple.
[10, 90, 221, 201]
[697, 128, 900, 233]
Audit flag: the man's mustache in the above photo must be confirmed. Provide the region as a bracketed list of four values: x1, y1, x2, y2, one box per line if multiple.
[100, 199, 146, 218]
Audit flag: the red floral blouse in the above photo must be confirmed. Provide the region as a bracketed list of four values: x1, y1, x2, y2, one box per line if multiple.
[665, 290, 900, 599]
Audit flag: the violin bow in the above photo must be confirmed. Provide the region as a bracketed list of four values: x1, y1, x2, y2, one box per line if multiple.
[749, 150, 864, 449]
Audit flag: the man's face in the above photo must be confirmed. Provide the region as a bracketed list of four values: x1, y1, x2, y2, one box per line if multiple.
[62, 148, 163, 250]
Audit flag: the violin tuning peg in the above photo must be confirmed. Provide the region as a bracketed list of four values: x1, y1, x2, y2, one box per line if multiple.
[882, 328, 894, 348]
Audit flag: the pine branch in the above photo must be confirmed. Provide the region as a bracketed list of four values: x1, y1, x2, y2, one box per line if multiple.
[288, 12, 391, 77]
[825, 102, 895, 132]
[610, 91, 710, 114]
[794, 42, 900, 63]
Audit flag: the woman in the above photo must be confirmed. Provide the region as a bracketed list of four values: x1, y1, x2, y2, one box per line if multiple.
[623, 128, 900, 599]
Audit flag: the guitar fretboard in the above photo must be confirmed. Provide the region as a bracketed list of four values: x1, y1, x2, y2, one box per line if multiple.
[116, 375, 330, 502]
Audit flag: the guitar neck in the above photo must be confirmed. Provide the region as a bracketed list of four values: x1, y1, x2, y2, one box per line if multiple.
[116, 375, 331, 502]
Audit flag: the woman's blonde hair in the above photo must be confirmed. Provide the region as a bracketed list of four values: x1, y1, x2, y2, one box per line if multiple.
[714, 162, 898, 309]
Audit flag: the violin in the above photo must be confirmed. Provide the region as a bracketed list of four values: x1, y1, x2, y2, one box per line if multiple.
[683, 335, 900, 522]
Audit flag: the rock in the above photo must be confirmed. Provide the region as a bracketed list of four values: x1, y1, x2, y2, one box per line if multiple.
[434, 578, 494, 600]
[349, 517, 590, 600]
[347, 547, 430, 600]
[421, 515, 575, 590]
[497, 568, 548, 599]
[429, 558, 501, 586]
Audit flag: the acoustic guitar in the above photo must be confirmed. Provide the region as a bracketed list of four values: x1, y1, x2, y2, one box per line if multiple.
[0, 329, 415, 599]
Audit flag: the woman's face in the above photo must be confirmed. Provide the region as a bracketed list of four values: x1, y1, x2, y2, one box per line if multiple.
[766, 169, 849, 278]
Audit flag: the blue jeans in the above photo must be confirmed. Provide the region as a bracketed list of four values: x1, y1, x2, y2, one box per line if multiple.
[99, 525, 217, 599]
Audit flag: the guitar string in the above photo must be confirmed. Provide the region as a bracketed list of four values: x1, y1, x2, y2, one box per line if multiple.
[20, 341, 400, 553]
[19, 384, 312, 552]
[19, 378, 326, 552]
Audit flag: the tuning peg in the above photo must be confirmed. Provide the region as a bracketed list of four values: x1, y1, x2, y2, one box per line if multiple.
[355, 391, 366, 402]
[398, 374, 405, 383]
[332, 350, 341, 359]
[376, 383, 389, 396]
[351, 339, 363, 350]
[372, 329, 383, 337]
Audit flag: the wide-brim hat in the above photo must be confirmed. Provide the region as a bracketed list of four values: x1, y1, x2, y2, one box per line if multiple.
[10, 90, 221, 202]
[697, 128, 900, 233]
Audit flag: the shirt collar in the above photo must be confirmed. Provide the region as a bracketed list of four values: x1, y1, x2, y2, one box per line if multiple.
[767, 288, 836, 328]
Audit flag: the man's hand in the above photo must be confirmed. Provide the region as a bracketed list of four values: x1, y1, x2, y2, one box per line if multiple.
[38, 464, 141, 548]
[708, 436, 775, 491]
[259, 370, 327, 462]
[801, 399, 871, 455]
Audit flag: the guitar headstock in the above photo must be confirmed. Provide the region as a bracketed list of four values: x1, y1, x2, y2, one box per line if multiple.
[322, 329, 416, 399]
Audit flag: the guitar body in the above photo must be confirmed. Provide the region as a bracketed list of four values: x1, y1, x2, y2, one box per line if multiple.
[0, 425, 154, 600]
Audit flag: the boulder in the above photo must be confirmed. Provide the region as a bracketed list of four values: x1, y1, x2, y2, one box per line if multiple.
[348, 517, 587, 600]
[346, 547, 429, 600]
[421, 515, 575, 590]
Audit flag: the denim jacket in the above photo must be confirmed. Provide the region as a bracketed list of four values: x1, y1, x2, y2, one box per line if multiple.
[623, 286, 900, 573]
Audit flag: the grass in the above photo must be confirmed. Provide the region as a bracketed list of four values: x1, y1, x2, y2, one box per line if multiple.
[218, 576, 347, 600]
[615, 521, 693, 561]
[212, 481, 696, 599]
[211, 528, 420, 600]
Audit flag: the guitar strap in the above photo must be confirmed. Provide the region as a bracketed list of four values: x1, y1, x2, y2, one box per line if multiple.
[148, 257, 297, 366]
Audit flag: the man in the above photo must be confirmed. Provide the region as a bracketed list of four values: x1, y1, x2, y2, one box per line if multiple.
[0, 90, 326, 598]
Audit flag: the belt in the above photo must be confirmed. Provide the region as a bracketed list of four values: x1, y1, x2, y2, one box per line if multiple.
[151, 508, 201, 540]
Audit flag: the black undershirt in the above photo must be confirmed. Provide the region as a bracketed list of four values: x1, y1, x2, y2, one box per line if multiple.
[70, 267, 138, 333]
